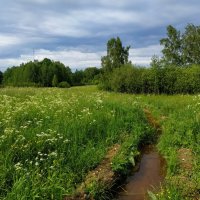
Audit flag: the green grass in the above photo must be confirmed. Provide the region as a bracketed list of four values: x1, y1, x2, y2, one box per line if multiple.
[138, 94, 200, 199]
[0, 86, 152, 199]
[0, 86, 199, 199]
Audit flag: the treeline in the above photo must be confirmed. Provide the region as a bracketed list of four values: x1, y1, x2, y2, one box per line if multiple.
[1, 58, 101, 87]
[100, 24, 200, 94]
[101, 64, 200, 94]
[1, 24, 200, 94]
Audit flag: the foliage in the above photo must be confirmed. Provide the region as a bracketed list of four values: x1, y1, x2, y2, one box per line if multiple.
[3, 58, 72, 87]
[160, 24, 200, 65]
[0, 71, 3, 85]
[82, 67, 101, 85]
[99, 37, 131, 91]
[2, 59, 101, 88]
[182, 24, 200, 64]
[52, 74, 58, 87]
[72, 70, 85, 86]
[101, 37, 130, 73]
[58, 81, 70, 88]
[109, 64, 145, 93]
[160, 25, 183, 66]
[100, 27, 200, 94]
[100, 63, 200, 94]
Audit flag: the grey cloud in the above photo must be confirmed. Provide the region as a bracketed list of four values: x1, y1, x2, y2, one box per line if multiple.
[0, 0, 200, 70]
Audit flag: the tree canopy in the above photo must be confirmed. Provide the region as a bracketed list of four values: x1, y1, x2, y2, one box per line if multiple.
[2, 59, 101, 87]
[3, 59, 72, 87]
[101, 37, 130, 72]
[160, 24, 200, 65]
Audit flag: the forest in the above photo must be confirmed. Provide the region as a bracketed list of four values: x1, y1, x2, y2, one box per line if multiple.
[1, 59, 101, 87]
[0, 24, 200, 94]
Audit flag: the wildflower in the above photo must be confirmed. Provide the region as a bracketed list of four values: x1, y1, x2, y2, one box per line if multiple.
[48, 152, 57, 157]
[64, 139, 70, 143]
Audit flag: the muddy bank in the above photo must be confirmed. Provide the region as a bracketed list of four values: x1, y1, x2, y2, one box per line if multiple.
[116, 145, 166, 200]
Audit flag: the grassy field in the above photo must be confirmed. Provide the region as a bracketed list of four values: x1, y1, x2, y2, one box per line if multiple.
[0, 86, 199, 199]
[0, 86, 153, 199]
[140, 94, 200, 199]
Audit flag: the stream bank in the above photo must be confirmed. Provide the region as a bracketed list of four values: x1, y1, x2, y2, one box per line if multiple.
[115, 109, 166, 200]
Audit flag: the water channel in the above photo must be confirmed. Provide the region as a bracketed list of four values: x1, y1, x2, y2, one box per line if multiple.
[116, 145, 166, 200]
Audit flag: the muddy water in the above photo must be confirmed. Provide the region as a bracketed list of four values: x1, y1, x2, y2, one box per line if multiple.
[117, 145, 165, 200]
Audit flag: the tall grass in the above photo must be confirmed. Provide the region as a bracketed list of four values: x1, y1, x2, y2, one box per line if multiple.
[139, 94, 200, 199]
[0, 86, 151, 199]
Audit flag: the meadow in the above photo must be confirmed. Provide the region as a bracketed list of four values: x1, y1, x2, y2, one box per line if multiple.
[0, 86, 153, 199]
[0, 86, 199, 199]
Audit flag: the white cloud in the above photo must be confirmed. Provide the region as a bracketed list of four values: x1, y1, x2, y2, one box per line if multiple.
[0, 49, 104, 71]
[0, 35, 22, 47]
[129, 44, 162, 66]
[130, 44, 162, 57]
[0, 44, 163, 71]
[30, 49, 104, 69]
[0, 58, 26, 71]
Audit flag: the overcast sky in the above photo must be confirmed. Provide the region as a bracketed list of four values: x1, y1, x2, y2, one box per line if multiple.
[0, 0, 199, 71]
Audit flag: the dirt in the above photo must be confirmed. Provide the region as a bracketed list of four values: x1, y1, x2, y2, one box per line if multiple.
[143, 109, 162, 134]
[65, 144, 121, 200]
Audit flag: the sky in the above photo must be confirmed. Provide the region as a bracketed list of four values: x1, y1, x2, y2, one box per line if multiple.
[0, 0, 200, 71]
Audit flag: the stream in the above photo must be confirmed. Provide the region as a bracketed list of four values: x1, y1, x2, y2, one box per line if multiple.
[116, 145, 165, 200]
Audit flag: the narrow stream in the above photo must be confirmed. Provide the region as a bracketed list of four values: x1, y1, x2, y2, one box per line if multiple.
[116, 145, 165, 200]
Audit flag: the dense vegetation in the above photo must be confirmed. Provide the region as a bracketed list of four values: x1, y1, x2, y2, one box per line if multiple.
[0, 87, 153, 199]
[100, 24, 200, 94]
[2, 58, 101, 87]
[0, 71, 3, 85]
[100, 64, 200, 94]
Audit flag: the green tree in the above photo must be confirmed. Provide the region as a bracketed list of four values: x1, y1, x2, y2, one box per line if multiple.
[0, 71, 3, 85]
[52, 74, 58, 87]
[150, 55, 164, 94]
[82, 67, 100, 84]
[101, 37, 130, 72]
[160, 25, 183, 65]
[182, 24, 200, 65]
[72, 70, 84, 86]
[2, 58, 73, 87]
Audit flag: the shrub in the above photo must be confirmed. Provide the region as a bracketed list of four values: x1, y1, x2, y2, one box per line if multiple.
[58, 81, 70, 88]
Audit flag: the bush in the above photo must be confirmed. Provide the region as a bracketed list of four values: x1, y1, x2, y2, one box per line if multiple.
[58, 81, 70, 88]
[100, 64, 200, 94]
